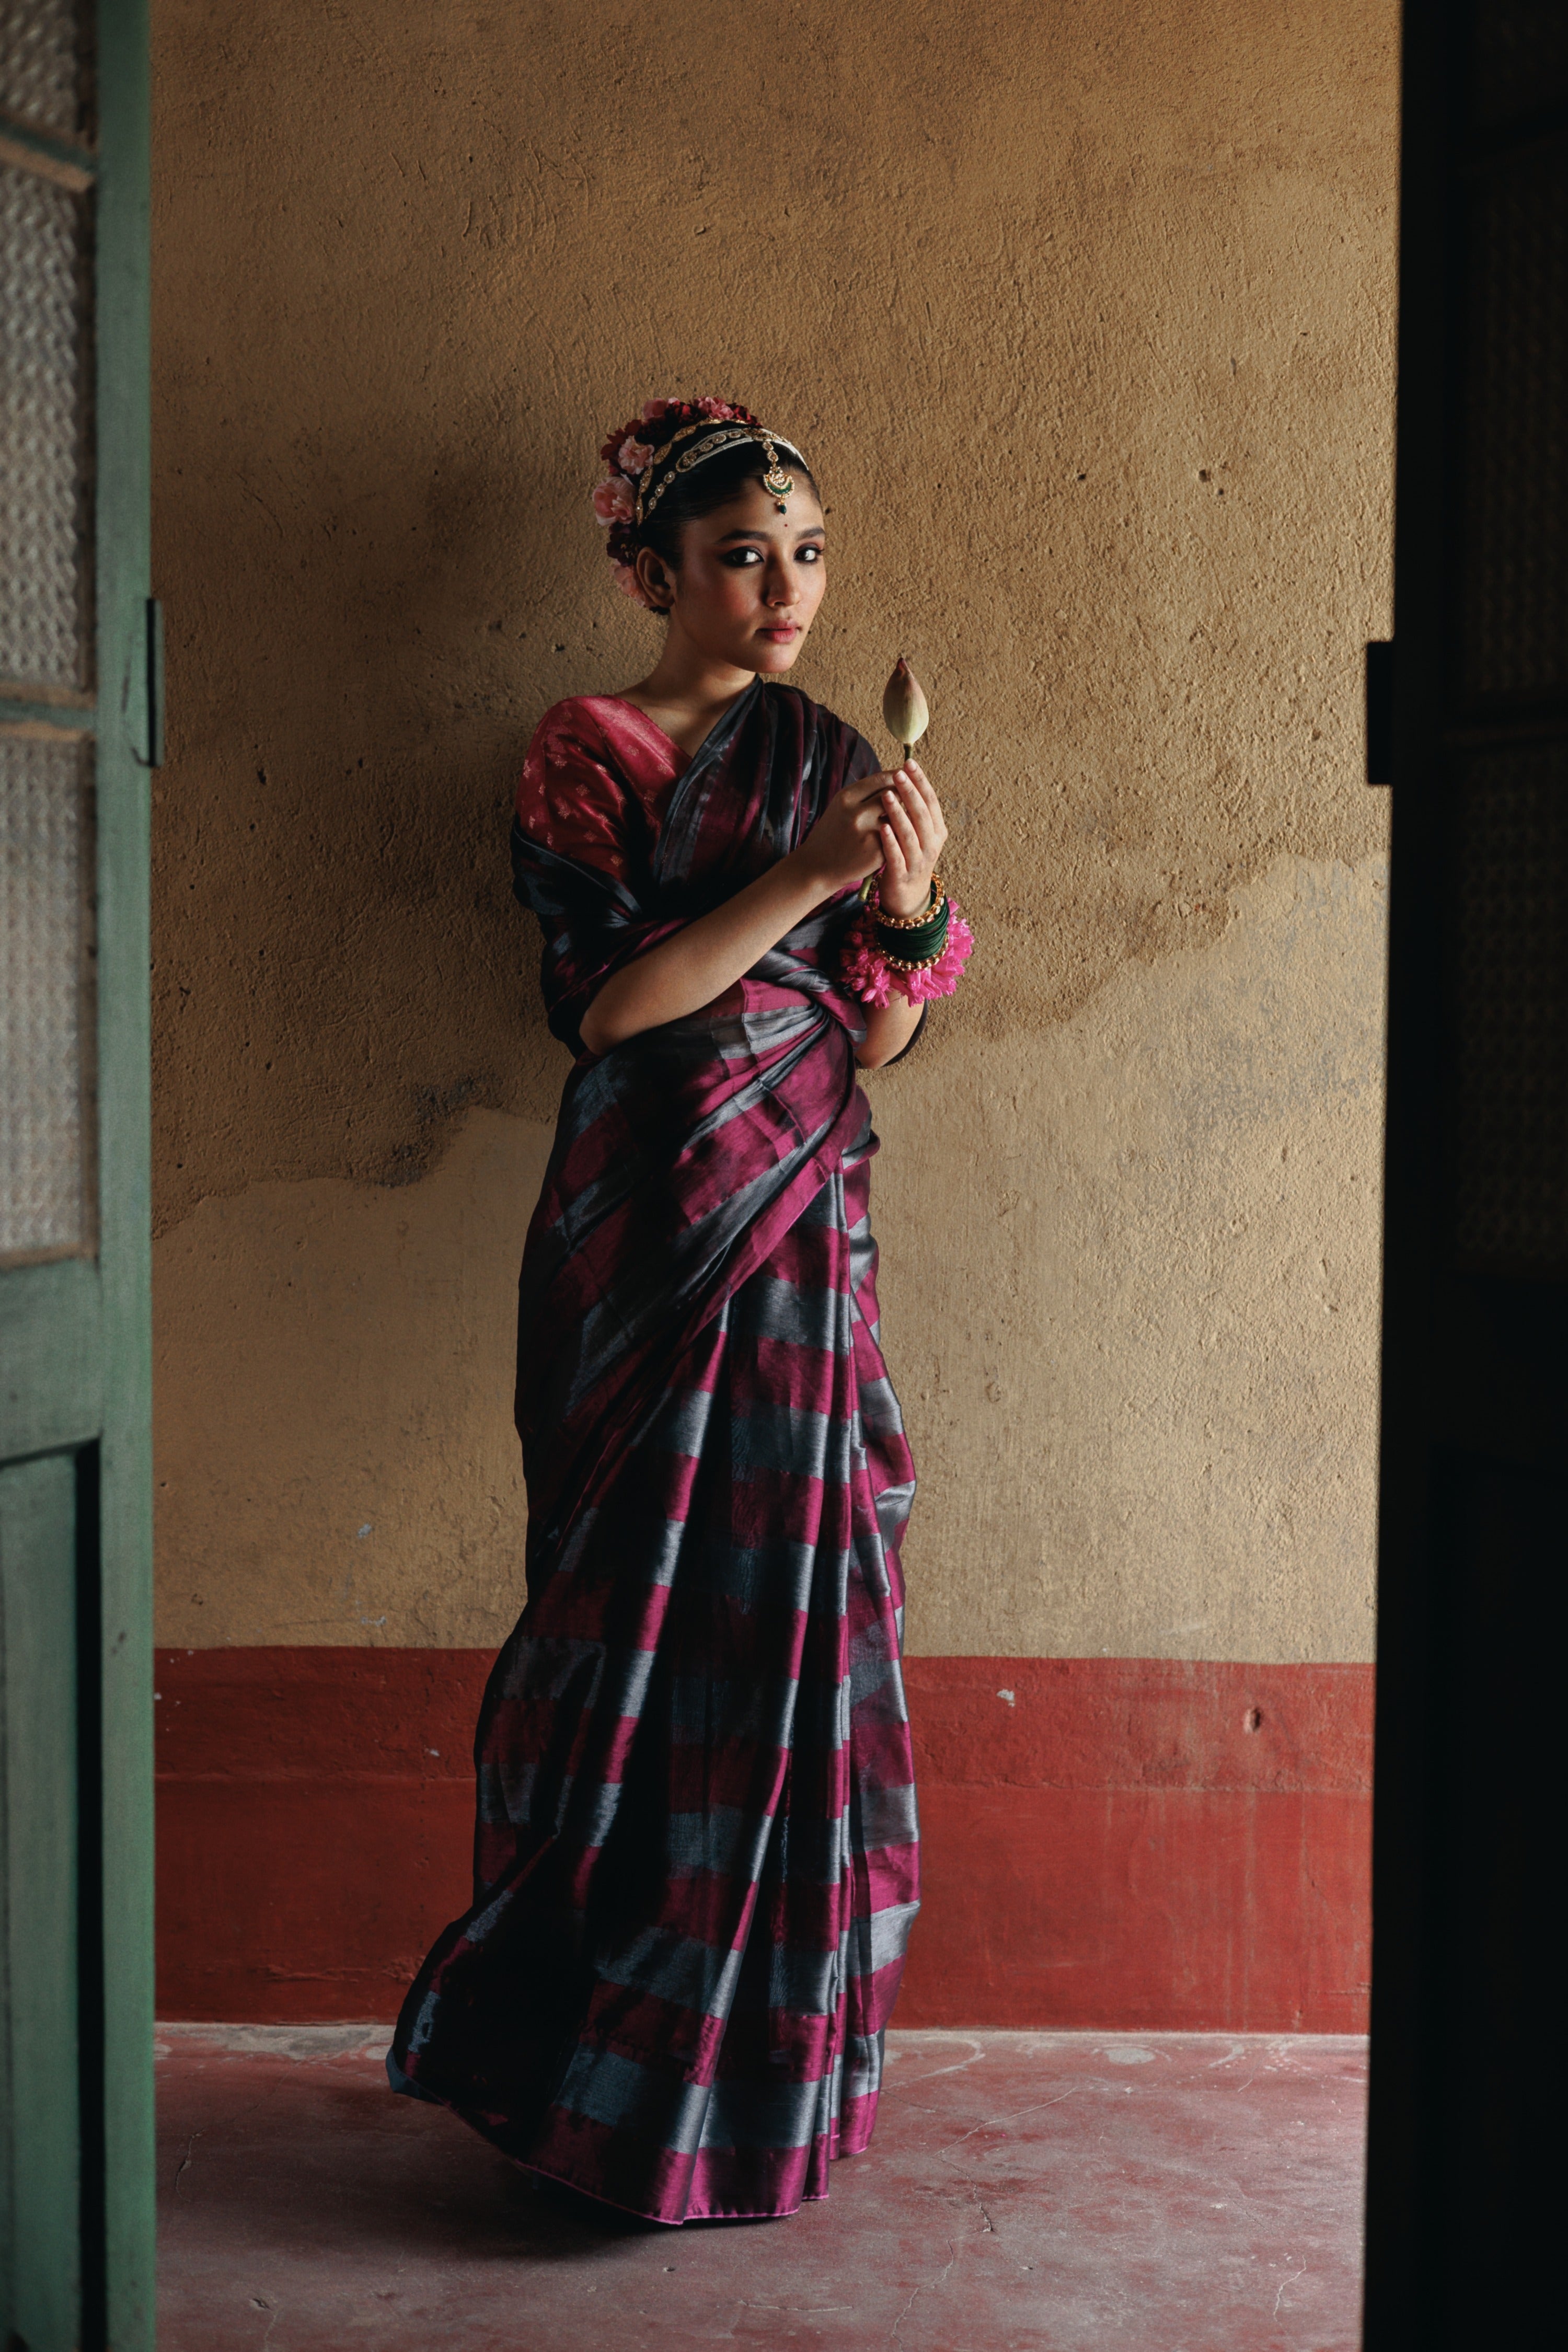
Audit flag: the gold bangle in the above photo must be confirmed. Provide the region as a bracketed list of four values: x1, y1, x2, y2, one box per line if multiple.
[862, 872, 945, 928]
[877, 936, 953, 973]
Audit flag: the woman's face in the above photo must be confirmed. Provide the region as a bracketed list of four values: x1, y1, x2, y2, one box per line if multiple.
[642, 476, 827, 675]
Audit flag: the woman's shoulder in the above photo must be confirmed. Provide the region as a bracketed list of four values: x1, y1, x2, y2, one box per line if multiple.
[517, 700, 626, 836]
[768, 680, 834, 724]
[767, 683, 879, 779]
[524, 695, 626, 766]
[516, 695, 685, 863]
[525, 693, 691, 769]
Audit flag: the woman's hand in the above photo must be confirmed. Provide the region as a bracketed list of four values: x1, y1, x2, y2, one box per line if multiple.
[581, 759, 950, 1056]
[873, 760, 948, 918]
[791, 760, 949, 909]
[790, 768, 897, 898]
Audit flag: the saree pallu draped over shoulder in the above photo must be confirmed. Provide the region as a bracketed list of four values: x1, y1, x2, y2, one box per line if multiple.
[389, 680, 922, 2224]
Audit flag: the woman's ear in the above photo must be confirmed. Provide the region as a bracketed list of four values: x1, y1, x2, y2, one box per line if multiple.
[634, 545, 675, 612]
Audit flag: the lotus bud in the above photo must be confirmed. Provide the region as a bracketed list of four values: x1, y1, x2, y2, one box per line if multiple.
[883, 655, 929, 759]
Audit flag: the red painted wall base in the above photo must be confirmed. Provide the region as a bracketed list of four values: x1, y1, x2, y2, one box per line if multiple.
[153, 1649, 1371, 2030]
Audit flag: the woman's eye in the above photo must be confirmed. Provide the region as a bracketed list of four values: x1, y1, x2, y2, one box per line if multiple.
[798, 545, 823, 564]
[721, 548, 764, 568]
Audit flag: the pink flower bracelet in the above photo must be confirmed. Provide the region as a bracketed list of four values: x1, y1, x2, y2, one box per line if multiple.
[840, 873, 974, 1008]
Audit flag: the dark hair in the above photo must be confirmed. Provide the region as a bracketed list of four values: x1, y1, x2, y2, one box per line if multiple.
[636, 440, 821, 575]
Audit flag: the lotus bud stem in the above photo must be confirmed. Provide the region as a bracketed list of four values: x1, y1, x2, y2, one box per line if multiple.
[883, 655, 929, 767]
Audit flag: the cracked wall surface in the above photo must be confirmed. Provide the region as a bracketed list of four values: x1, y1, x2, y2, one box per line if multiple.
[151, 0, 1397, 1661]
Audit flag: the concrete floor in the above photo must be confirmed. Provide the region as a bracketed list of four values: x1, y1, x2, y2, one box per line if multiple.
[156, 2026, 1366, 2350]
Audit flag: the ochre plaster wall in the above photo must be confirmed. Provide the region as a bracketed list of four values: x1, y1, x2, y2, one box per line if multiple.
[151, 0, 1398, 1663]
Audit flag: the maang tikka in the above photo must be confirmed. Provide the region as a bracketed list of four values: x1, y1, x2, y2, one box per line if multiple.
[759, 435, 795, 512]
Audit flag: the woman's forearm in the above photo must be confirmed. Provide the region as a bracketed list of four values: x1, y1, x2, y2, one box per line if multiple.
[579, 851, 831, 1054]
[856, 996, 924, 1068]
[579, 756, 948, 1059]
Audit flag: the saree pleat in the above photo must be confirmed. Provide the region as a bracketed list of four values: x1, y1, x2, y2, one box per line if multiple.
[390, 682, 920, 2223]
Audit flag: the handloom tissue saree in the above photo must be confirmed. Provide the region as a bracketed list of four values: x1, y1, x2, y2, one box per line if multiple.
[389, 678, 921, 2224]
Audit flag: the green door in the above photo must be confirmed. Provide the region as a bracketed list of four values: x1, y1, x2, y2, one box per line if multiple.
[1, 4, 154, 2346]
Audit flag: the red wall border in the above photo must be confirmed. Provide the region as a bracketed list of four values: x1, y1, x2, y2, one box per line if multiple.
[154, 1648, 1371, 2030]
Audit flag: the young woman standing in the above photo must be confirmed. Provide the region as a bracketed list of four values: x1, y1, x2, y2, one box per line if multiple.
[389, 397, 971, 2225]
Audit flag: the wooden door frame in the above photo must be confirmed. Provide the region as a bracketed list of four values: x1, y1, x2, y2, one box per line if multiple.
[0, 3, 155, 2341]
[93, 4, 156, 2338]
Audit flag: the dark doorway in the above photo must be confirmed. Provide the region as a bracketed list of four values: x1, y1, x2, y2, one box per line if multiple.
[1365, 2, 1566, 2342]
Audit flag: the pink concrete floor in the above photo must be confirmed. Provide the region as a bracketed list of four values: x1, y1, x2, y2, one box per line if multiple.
[155, 2026, 1366, 2350]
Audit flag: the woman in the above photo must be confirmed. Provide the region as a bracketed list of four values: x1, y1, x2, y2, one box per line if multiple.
[389, 397, 970, 2226]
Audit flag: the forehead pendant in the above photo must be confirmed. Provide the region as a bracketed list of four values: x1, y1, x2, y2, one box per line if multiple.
[760, 434, 794, 512]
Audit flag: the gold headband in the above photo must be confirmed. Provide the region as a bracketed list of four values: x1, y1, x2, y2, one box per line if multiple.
[635, 424, 802, 526]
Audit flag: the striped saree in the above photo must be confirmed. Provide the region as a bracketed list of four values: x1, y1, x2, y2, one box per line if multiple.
[389, 679, 921, 2223]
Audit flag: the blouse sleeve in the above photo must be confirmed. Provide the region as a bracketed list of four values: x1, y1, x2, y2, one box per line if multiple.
[514, 703, 661, 886]
[511, 703, 683, 1055]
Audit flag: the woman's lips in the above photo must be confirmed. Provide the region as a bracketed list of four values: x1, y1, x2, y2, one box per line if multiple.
[759, 624, 799, 641]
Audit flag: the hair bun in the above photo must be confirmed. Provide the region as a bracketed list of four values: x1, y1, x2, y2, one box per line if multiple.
[592, 396, 762, 585]
[591, 396, 816, 608]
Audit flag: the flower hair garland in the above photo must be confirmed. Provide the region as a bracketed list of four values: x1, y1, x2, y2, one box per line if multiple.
[592, 395, 761, 604]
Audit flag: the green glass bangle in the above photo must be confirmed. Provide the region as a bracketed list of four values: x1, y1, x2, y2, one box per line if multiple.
[874, 904, 950, 963]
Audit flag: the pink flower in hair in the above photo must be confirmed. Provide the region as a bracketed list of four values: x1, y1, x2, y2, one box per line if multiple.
[697, 396, 736, 420]
[613, 562, 645, 603]
[617, 435, 654, 476]
[592, 474, 635, 527]
[641, 396, 676, 422]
